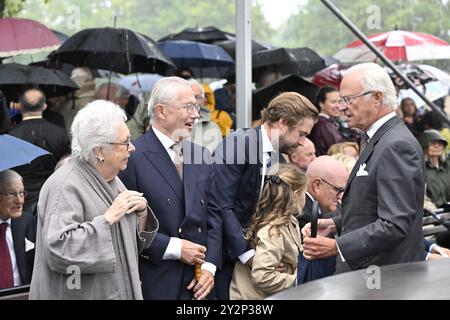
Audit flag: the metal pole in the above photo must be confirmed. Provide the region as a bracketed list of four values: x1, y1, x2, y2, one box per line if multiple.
[235, 0, 252, 129]
[321, 0, 450, 126]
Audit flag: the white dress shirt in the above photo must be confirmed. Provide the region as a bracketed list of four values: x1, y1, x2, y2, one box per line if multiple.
[152, 127, 216, 275]
[1, 218, 22, 286]
[238, 125, 275, 264]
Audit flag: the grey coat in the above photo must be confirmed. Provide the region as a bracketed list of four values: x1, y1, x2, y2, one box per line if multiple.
[29, 158, 158, 300]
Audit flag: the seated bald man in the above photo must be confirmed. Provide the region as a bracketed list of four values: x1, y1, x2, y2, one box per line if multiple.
[288, 137, 317, 172]
[296, 156, 349, 283]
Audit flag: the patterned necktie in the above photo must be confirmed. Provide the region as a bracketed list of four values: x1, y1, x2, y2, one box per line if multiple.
[360, 132, 370, 155]
[0, 222, 14, 289]
[171, 142, 183, 181]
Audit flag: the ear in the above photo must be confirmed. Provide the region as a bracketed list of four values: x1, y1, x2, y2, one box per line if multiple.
[312, 178, 321, 193]
[372, 91, 383, 107]
[93, 146, 103, 158]
[42, 103, 48, 111]
[155, 104, 165, 119]
[277, 118, 286, 129]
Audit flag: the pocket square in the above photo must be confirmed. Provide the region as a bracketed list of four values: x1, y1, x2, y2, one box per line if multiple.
[25, 237, 35, 252]
[356, 163, 369, 177]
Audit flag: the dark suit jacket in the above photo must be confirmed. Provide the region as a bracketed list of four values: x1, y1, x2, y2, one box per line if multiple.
[118, 128, 221, 300]
[297, 195, 336, 283]
[308, 115, 343, 156]
[9, 118, 71, 212]
[10, 212, 37, 285]
[209, 126, 284, 299]
[333, 116, 425, 272]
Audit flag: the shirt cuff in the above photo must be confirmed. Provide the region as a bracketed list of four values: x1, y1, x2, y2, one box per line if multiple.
[425, 252, 431, 260]
[162, 237, 182, 260]
[201, 262, 217, 276]
[335, 239, 346, 262]
[429, 243, 437, 253]
[238, 249, 256, 264]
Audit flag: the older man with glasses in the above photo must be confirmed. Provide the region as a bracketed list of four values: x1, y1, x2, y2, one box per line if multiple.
[0, 170, 36, 289]
[119, 76, 221, 300]
[302, 63, 426, 274]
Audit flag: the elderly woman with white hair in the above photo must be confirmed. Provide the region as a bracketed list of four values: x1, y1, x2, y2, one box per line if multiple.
[29, 100, 158, 300]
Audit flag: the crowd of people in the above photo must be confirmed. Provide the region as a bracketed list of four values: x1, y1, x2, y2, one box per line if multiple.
[1, 62, 450, 300]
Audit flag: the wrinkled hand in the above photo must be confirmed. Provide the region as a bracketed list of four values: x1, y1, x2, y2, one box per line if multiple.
[104, 189, 146, 225]
[302, 218, 336, 239]
[275, 262, 287, 273]
[302, 236, 338, 260]
[187, 269, 214, 300]
[432, 246, 450, 257]
[181, 239, 206, 265]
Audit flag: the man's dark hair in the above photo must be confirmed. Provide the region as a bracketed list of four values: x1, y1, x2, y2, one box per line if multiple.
[19, 89, 46, 112]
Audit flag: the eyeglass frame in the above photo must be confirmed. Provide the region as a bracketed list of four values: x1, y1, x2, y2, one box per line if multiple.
[108, 136, 133, 149]
[0, 190, 28, 199]
[339, 91, 375, 106]
[170, 102, 201, 113]
[320, 178, 345, 196]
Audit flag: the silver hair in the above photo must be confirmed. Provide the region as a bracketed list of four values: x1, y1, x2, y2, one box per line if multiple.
[346, 63, 398, 110]
[96, 82, 129, 99]
[186, 78, 205, 97]
[147, 76, 191, 123]
[0, 170, 23, 187]
[71, 100, 127, 165]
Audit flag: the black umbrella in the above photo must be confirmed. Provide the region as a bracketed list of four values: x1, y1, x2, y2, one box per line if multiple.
[253, 47, 326, 78]
[252, 74, 319, 120]
[158, 26, 232, 44]
[215, 38, 273, 59]
[50, 27, 175, 75]
[0, 63, 79, 101]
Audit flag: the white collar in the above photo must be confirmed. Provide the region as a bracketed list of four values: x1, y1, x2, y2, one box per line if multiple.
[152, 126, 177, 150]
[261, 125, 274, 154]
[319, 113, 330, 119]
[0, 217, 11, 225]
[366, 112, 396, 139]
[306, 192, 315, 202]
[22, 115, 43, 121]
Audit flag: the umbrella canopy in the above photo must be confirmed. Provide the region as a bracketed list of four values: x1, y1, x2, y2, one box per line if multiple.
[252, 74, 319, 120]
[0, 63, 79, 101]
[158, 26, 232, 44]
[0, 17, 61, 58]
[158, 40, 234, 78]
[334, 30, 450, 63]
[50, 27, 175, 75]
[117, 73, 162, 97]
[252, 47, 326, 78]
[51, 29, 70, 44]
[311, 63, 347, 89]
[387, 64, 450, 109]
[215, 38, 273, 59]
[0, 134, 50, 171]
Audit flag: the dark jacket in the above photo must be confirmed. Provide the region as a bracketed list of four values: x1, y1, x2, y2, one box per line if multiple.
[425, 158, 450, 208]
[308, 115, 343, 156]
[9, 118, 71, 213]
[334, 116, 425, 272]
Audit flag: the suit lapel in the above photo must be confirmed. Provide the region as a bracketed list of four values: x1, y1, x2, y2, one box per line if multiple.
[10, 218, 25, 281]
[143, 129, 184, 201]
[344, 116, 401, 195]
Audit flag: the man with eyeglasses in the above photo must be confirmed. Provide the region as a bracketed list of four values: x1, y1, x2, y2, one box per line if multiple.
[0, 170, 36, 289]
[119, 77, 221, 300]
[302, 63, 426, 273]
[296, 156, 348, 283]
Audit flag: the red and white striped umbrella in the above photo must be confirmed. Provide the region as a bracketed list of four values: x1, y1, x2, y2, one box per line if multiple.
[334, 30, 450, 63]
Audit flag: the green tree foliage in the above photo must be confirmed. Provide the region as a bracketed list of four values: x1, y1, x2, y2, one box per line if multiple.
[276, 0, 450, 57]
[0, 0, 50, 17]
[18, 0, 273, 42]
